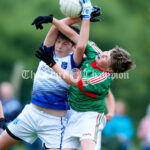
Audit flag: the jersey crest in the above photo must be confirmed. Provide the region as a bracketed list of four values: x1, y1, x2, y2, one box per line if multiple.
[61, 62, 68, 69]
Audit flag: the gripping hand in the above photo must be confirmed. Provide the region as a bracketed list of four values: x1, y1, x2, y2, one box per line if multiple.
[35, 46, 56, 67]
[90, 6, 101, 22]
[32, 15, 53, 30]
[80, 1, 101, 22]
[80, 0, 92, 20]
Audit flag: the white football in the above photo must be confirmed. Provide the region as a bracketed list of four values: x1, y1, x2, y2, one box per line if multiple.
[59, 0, 82, 18]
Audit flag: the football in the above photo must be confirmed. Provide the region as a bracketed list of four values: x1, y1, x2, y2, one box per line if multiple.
[59, 0, 82, 18]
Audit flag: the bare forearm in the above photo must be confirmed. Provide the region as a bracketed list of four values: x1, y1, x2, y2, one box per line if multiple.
[44, 25, 58, 47]
[105, 89, 115, 115]
[73, 19, 90, 65]
[53, 18, 80, 44]
[60, 17, 81, 26]
[52, 64, 78, 86]
[78, 20, 89, 49]
[44, 17, 80, 48]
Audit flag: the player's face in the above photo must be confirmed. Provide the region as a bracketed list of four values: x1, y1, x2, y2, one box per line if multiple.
[95, 50, 113, 72]
[55, 37, 73, 57]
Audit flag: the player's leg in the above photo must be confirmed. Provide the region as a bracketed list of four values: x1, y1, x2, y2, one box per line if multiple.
[79, 112, 106, 150]
[94, 132, 101, 150]
[80, 133, 102, 150]
[62, 137, 79, 150]
[37, 108, 69, 150]
[2, 104, 39, 149]
[0, 130, 20, 150]
[94, 115, 107, 150]
[62, 113, 81, 150]
[80, 139, 95, 150]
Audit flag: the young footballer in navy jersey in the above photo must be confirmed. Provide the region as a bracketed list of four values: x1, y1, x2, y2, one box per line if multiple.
[0, 19, 81, 150]
[0, 1, 102, 150]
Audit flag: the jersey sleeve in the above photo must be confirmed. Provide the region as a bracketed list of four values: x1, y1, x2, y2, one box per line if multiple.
[70, 53, 82, 69]
[85, 41, 103, 60]
[40, 43, 55, 51]
[78, 72, 111, 98]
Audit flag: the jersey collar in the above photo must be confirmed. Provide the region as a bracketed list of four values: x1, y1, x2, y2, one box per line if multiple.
[91, 61, 103, 71]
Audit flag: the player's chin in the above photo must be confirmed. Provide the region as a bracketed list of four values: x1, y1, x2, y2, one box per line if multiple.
[95, 56, 100, 64]
[56, 49, 63, 53]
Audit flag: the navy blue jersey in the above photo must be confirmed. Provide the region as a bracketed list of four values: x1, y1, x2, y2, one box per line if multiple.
[31, 46, 80, 110]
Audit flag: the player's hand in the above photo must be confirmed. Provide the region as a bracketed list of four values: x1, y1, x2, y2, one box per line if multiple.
[90, 6, 101, 22]
[105, 113, 114, 122]
[35, 46, 56, 67]
[32, 15, 53, 30]
[0, 118, 6, 130]
[80, 0, 92, 20]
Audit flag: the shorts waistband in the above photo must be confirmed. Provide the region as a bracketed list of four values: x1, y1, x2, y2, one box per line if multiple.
[31, 103, 67, 117]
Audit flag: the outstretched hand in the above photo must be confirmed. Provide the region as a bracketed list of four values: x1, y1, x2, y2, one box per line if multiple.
[35, 46, 56, 67]
[32, 15, 53, 30]
[80, 0, 92, 20]
[80, 0, 102, 22]
[90, 6, 101, 22]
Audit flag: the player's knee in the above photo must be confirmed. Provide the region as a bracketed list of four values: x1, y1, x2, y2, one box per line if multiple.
[81, 139, 96, 150]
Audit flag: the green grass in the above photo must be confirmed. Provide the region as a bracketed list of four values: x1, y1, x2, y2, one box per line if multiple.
[11, 143, 26, 150]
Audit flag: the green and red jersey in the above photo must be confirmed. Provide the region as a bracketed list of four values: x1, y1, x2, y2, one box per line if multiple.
[69, 41, 112, 113]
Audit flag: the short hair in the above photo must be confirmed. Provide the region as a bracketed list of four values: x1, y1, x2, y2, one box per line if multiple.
[110, 46, 136, 73]
[57, 24, 80, 45]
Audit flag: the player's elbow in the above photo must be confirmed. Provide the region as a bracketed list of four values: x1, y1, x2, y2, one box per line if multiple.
[76, 43, 86, 53]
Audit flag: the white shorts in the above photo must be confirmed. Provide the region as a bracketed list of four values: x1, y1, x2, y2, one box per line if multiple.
[7, 104, 67, 149]
[62, 109, 106, 149]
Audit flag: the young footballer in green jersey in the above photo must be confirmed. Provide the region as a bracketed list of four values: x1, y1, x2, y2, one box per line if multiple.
[36, 40, 135, 150]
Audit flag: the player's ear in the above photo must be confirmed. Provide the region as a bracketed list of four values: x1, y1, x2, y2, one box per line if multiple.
[72, 45, 77, 53]
[73, 44, 77, 49]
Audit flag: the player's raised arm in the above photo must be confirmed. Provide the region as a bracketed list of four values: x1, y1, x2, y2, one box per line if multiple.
[52, 2, 101, 65]
[35, 46, 79, 86]
[32, 3, 101, 49]
[52, 18, 89, 65]
[44, 17, 81, 47]
[32, 15, 81, 47]
[73, 1, 101, 65]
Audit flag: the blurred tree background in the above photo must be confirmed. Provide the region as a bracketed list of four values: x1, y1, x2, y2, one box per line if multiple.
[0, 0, 150, 149]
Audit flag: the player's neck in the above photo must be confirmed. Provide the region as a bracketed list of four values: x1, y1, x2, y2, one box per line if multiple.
[96, 64, 109, 72]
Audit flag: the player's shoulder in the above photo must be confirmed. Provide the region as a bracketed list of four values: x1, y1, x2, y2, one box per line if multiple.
[87, 40, 103, 51]
[86, 40, 103, 54]
[87, 40, 95, 46]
